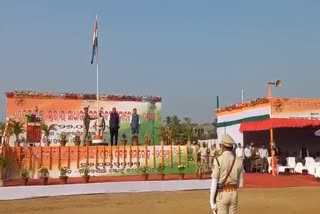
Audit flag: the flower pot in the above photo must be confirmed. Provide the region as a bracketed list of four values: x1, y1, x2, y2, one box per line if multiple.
[44, 140, 50, 147]
[60, 140, 67, 146]
[22, 177, 29, 185]
[85, 141, 92, 146]
[14, 141, 20, 147]
[59, 176, 68, 184]
[82, 175, 90, 183]
[121, 139, 127, 146]
[145, 140, 151, 145]
[179, 173, 185, 180]
[159, 174, 165, 180]
[40, 177, 49, 185]
[132, 140, 138, 146]
[142, 174, 149, 181]
[74, 140, 81, 146]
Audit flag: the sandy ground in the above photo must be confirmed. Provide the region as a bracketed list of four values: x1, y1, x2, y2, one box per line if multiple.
[0, 187, 319, 214]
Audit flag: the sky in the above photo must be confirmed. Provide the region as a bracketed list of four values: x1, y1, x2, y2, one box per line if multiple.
[1, 0, 320, 123]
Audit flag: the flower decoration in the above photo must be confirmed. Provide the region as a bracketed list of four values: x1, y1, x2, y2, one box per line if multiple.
[216, 97, 270, 113]
[5, 91, 162, 102]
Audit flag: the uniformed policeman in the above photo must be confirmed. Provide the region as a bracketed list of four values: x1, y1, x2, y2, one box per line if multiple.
[209, 134, 244, 214]
[209, 143, 217, 169]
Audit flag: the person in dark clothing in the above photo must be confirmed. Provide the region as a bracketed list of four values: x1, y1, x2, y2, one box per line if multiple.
[108, 107, 120, 146]
[130, 108, 140, 135]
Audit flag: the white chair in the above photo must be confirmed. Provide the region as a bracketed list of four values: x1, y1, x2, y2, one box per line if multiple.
[305, 157, 316, 175]
[295, 162, 307, 174]
[314, 163, 320, 178]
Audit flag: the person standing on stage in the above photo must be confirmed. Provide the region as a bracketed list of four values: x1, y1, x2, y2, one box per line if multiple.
[108, 107, 120, 146]
[130, 108, 140, 135]
[82, 106, 96, 145]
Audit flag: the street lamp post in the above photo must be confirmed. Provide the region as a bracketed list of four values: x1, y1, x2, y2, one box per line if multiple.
[267, 80, 281, 176]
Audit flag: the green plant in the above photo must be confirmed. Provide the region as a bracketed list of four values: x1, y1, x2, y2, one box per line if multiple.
[177, 164, 186, 172]
[73, 132, 81, 142]
[59, 132, 69, 141]
[122, 133, 127, 140]
[9, 120, 25, 142]
[80, 165, 90, 177]
[139, 166, 149, 174]
[156, 163, 165, 174]
[41, 123, 57, 139]
[38, 166, 49, 178]
[195, 163, 204, 176]
[144, 133, 152, 141]
[19, 167, 30, 178]
[59, 167, 68, 177]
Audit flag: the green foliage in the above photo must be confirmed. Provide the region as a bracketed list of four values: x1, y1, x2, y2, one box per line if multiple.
[38, 166, 49, 178]
[19, 167, 30, 178]
[41, 123, 57, 138]
[9, 120, 25, 141]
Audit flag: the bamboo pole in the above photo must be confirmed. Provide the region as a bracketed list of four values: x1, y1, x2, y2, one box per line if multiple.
[129, 145, 132, 167]
[68, 146, 71, 168]
[178, 145, 181, 166]
[110, 145, 113, 169]
[86, 145, 89, 166]
[161, 144, 164, 165]
[95, 146, 98, 169]
[103, 146, 106, 169]
[117, 145, 120, 167]
[144, 145, 148, 167]
[185, 145, 189, 167]
[153, 145, 156, 168]
[170, 144, 173, 168]
[40, 146, 43, 167]
[49, 147, 52, 170]
[137, 145, 140, 168]
[76, 146, 80, 169]
[58, 146, 61, 169]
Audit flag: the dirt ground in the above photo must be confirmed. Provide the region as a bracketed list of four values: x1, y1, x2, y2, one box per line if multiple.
[0, 187, 319, 214]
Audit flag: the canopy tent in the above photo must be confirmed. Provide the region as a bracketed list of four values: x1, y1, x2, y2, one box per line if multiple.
[240, 118, 320, 132]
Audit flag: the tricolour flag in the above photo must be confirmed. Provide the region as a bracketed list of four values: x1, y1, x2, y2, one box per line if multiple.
[90, 18, 98, 64]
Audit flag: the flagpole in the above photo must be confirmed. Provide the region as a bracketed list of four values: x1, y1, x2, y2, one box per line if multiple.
[96, 15, 99, 116]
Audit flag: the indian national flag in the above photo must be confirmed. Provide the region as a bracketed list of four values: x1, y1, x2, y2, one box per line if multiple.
[90, 18, 98, 64]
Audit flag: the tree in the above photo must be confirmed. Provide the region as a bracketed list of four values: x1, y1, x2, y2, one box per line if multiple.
[41, 123, 57, 145]
[9, 120, 25, 146]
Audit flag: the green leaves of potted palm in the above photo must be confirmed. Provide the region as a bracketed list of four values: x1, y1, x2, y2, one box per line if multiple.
[41, 123, 57, 146]
[177, 164, 186, 180]
[132, 134, 139, 146]
[80, 165, 90, 183]
[73, 132, 81, 146]
[139, 166, 149, 181]
[157, 163, 165, 180]
[144, 133, 152, 145]
[59, 132, 69, 146]
[0, 156, 9, 187]
[59, 167, 69, 184]
[38, 166, 49, 185]
[10, 120, 25, 147]
[19, 167, 30, 185]
[121, 133, 128, 146]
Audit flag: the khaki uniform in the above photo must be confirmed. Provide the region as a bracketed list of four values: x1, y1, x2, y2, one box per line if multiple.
[211, 151, 244, 214]
[200, 146, 209, 170]
[209, 147, 217, 169]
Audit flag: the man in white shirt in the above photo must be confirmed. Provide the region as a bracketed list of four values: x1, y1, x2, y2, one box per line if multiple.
[259, 145, 269, 173]
[235, 143, 244, 159]
[244, 144, 252, 172]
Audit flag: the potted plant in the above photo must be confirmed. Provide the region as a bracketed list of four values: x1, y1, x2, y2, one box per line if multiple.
[38, 166, 49, 185]
[156, 163, 166, 180]
[41, 123, 57, 146]
[59, 132, 69, 146]
[59, 167, 69, 184]
[195, 163, 204, 179]
[19, 167, 30, 185]
[144, 133, 152, 145]
[132, 134, 139, 146]
[121, 133, 128, 146]
[139, 166, 149, 181]
[177, 164, 186, 180]
[85, 133, 92, 146]
[10, 120, 25, 147]
[80, 165, 90, 183]
[73, 132, 81, 146]
[0, 156, 8, 187]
